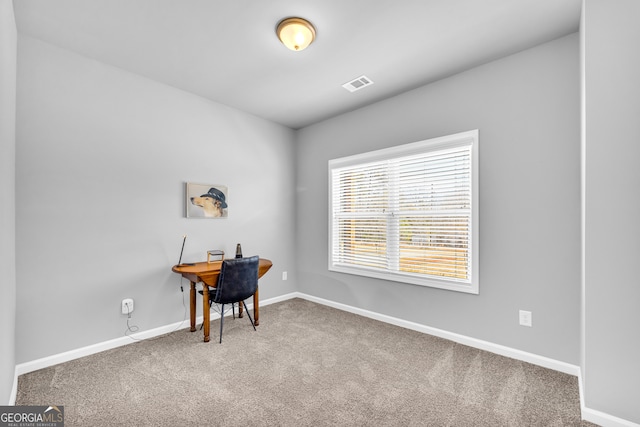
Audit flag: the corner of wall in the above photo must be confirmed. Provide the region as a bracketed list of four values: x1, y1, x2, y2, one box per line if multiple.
[0, 0, 18, 406]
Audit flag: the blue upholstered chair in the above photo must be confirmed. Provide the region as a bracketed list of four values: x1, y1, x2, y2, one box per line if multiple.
[209, 255, 259, 343]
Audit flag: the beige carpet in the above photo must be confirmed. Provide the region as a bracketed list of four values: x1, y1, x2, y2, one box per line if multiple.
[17, 298, 597, 426]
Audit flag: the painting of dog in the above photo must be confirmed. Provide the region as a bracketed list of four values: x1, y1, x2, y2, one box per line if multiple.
[186, 183, 228, 218]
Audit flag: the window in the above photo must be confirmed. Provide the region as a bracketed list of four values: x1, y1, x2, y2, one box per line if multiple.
[328, 130, 478, 294]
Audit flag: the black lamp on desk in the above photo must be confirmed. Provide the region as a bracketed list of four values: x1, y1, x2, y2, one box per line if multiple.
[177, 235, 194, 266]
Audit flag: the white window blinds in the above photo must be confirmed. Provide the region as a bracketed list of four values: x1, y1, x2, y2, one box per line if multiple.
[329, 130, 478, 294]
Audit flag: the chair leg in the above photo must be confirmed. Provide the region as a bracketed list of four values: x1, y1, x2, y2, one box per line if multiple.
[242, 301, 256, 331]
[219, 303, 225, 343]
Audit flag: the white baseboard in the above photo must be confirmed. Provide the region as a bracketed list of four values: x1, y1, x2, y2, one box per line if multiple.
[8, 371, 17, 405]
[12, 291, 638, 426]
[294, 293, 640, 427]
[578, 374, 640, 427]
[15, 319, 193, 378]
[292, 293, 580, 376]
[582, 408, 640, 427]
[12, 295, 286, 380]
[14, 311, 233, 380]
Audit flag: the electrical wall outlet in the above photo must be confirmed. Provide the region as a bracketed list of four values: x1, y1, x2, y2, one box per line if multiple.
[282, 271, 288, 281]
[519, 310, 532, 327]
[122, 298, 134, 315]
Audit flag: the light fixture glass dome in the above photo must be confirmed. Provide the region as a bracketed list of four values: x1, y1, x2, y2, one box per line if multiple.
[276, 17, 316, 51]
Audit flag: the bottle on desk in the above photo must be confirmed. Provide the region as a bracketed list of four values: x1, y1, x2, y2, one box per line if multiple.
[235, 243, 242, 258]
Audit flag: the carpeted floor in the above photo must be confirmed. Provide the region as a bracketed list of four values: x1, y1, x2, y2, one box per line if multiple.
[17, 298, 597, 426]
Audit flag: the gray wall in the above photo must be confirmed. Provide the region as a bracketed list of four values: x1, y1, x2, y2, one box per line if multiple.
[0, 0, 17, 405]
[582, 0, 640, 423]
[15, 35, 297, 363]
[8, 4, 640, 422]
[296, 34, 581, 364]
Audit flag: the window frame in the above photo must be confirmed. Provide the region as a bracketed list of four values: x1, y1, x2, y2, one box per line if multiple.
[328, 130, 479, 294]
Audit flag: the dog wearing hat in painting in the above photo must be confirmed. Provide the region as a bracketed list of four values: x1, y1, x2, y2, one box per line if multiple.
[190, 187, 228, 217]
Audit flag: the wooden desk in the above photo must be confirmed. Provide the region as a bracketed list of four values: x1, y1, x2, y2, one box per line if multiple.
[172, 258, 273, 342]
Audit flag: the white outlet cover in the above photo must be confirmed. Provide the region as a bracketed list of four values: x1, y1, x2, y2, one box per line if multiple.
[519, 310, 532, 327]
[122, 298, 134, 314]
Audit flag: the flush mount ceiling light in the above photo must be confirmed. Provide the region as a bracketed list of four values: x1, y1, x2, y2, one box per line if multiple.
[276, 17, 316, 51]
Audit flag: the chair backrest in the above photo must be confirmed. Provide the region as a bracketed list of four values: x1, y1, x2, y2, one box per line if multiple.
[212, 256, 259, 304]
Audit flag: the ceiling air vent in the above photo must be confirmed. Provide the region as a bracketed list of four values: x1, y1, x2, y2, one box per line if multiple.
[342, 75, 374, 93]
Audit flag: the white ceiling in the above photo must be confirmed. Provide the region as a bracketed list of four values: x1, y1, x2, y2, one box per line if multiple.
[13, 0, 582, 129]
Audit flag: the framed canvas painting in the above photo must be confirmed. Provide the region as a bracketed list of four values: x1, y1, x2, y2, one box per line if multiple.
[186, 183, 228, 218]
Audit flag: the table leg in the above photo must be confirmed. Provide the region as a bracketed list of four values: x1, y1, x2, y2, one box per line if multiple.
[189, 282, 196, 332]
[202, 285, 210, 342]
[254, 286, 259, 326]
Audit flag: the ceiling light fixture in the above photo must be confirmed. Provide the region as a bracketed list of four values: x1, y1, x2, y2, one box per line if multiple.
[276, 17, 316, 51]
